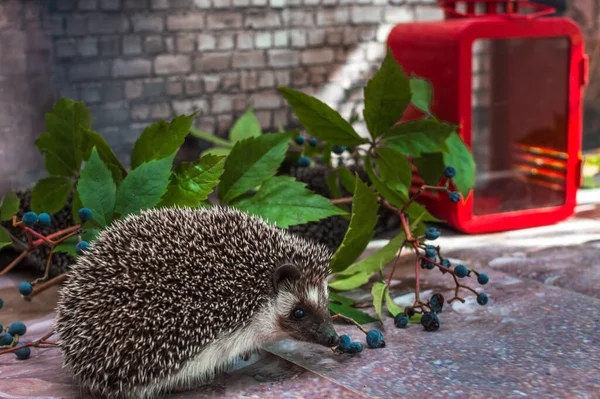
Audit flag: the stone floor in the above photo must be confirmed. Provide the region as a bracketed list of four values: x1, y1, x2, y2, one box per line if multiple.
[1, 190, 599, 399]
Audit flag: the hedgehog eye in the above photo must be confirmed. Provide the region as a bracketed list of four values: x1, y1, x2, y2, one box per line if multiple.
[293, 308, 305, 319]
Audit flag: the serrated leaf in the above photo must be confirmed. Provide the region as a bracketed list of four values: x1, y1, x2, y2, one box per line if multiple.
[230, 106, 262, 142]
[375, 147, 412, 195]
[413, 152, 445, 186]
[77, 147, 116, 228]
[372, 282, 386, 321]
[328, 302, 378, 324]
[443, 132, 476, 196]
[31, 177, 74, 214]
[0, 226, 13, 249]
[410, 77, 433, 114]
[385, 288, 403, 317]
[190, 127, 234, 148]
[81, 129, 127, 185]
[326, 171, 341, 199]
[218, 133, 289, 204]
[339, 167, 357, 194]
[0, 191, 20, 222]
[231, 176, 347, 228]
[339, 231, 405, 276]
[159, 155, 226, 208]
[200, 147, 232, 158]
[381, 120, 455, 157]
[53, 229, 99, 256]
[363, 49, 411, 139]
[278, 87, 367, 146]
[328, 271, 373, 291]
[329, 177, 379, 273]
[329, 292, 355, 306]
[114, 155, 174, 217]
[131, 113, 196, 169]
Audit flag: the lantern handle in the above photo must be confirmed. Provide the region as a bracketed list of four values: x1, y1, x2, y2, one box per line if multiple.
[437, 0, 556, 20]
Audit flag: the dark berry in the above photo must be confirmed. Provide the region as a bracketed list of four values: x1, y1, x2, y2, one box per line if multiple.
[22, 211, 38, 227]
[332, 145, 345, 154]
[454, 264, 468, 278]
[78, 208, 93, 222]
[0, 323, 2, 331]
[337, 334, 352, 352]
[309, 138, 318, 147]
[338, 158, 344, 166]
[38, 213, 51, 227]
[444, 166, 456, 178]
[0, 333, 13, 346]
[406, 308, 415, 318]
[421, 259, 435, 270]
[425, 227, 440, 240]
[421, 312, 440, 331]
[478, 273, 489, 285]
[297, 156, 311, 167]
[0, 297, 3, 310]
[440, 259, 451, 274]
[477, 293, 489, 306]
[14, 346, 30, 360]
[394, 314, 409, 328]
[347, 342, 363, 353]
[295, 136, 305, 145]
[366, 329, 385, 349]
[449, 192, 461, 203]
[430, 293, 444, 313]
[346, 146, 354, 152]
[8, 322, 26, 336]
[18, 282, 32, 296]
[75, 241, 90, 255]
[425, 245, 437, 260]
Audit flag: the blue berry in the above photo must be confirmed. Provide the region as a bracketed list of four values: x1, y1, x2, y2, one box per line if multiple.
[22, 212, 38, 227]
[425, 245, 437, 260]
[366, 329, 385, 349]
[394, 314, 409, 328]
[406, 308, 415, 318]
[421, 259, 435, 270]
[0, 333, 13, 346]
[444, 166, 456, 178]
[337, 334, 352, 352]
[347, 342, 363, 353]
[421, 312, 440, 331]
[0, 297, 3, 309]
[297, 156, 310, 168]
[75, 241, 90, 255]
[14, 346, 30, 360]
[477, 293, 489, 306]
[78, 208, 93, 222]
[477, 273, 489, 285]
[308, 138, 318, 147]
[454, 264, 468, 278]
[425, 227, 440, 240]
[449, 192, 461, 203]
[8, 322, 26, 336]
[440, 259, 451, 274]
[38, 213, 51, 227]
[18, 282, 32, 296]
[295, 136, 305, 145]
[332, 145, 345, 154]
[0, 323, 2, 331]
[430, 293, 444, 313]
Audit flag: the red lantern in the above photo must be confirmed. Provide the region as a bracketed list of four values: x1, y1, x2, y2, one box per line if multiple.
[387, 0, 589, 234]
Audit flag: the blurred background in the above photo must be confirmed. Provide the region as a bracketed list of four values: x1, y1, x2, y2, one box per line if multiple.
[0, 0, 597, 197]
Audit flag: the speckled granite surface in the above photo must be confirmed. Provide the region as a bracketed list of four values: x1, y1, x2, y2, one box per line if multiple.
[1, 196, 599, 399]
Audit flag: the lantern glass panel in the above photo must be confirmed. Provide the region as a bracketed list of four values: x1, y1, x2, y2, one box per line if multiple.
[471, 36, 570, 216]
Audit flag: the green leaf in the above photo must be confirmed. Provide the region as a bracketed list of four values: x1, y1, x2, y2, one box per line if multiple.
[329, 177, 379, 273]
[189, 127, 234, 148]
[443, 132, 476, 196]
[326, 171, 342, 199]
[53, 229, 100, 256]
[381, 120, 455, 157]
[328, 271, 373, 291]
[375, 147, 412, 195]
[385, 288, 403, 317]
[328, 302, 378, 324]
[114, 154, 174, 217]
[200, 147, 232, 158]
[339, 231, 405, 276]
[410, 77, 433, 114]
[230, 106, 262, 142]
[413, 152, 445, 186]
[77, 147, 116, 228]
[231, 176, 347, 228]
[372, 281, 386, 321]
[0, 191, 20, 222]
[329, 292, 355, 306]
[0, 226, 13, 249]
[81, 129, 127, 185]
[31, 177, 74, 214]
[363, 49, 411, 139]
[71, 190, 83, 224]
[322, 143, 333, 168]
[131, 113, 196, 170]
[278, 87, 367, 146]
[159, 154, 226, 208]
[218, 133, 289, 204]
[338, 167, 357, 194]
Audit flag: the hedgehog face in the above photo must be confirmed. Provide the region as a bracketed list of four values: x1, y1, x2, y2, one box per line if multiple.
[272, 264, 340, 348]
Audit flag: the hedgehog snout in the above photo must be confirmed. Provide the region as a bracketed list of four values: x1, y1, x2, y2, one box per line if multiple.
[315, 320, 340, 348]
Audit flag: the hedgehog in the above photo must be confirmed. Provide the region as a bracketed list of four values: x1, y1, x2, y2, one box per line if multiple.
[54, 206, 340, 399]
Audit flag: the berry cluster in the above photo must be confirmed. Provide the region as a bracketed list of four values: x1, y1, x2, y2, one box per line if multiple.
[333, 328, 386, 354]
[0, 321, 35, 360]
[294, 135, 353, 168]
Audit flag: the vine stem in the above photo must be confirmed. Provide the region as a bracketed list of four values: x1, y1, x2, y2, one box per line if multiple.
[0, 331, 57, 356]
[330, 197, 354, 205]
[331, 313, 369, 334]
[385, 240, 406, 288]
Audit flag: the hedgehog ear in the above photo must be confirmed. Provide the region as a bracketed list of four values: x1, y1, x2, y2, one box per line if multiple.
[273, 263, 301, 292]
